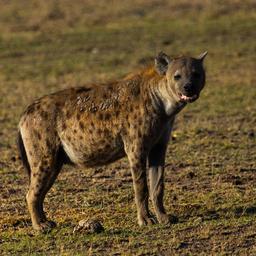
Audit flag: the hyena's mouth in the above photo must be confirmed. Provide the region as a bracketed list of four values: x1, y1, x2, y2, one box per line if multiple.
[178, 93, 198, 103]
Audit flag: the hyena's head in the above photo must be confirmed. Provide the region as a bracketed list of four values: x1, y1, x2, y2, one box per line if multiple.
[155, 51, 207, 104]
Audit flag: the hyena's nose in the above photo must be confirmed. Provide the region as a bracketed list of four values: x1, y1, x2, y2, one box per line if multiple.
[184, 83, 193, 94]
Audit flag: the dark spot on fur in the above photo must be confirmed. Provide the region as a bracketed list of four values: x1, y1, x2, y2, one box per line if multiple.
[138, 130, 142, 138]
[104, 113, 111, 120]
[34, 130, 42, 140]
[79, 135, 83, 140]
[103, 93, 107, 98]
[34, 192, 40, 197]
[62, 123, 67, 130]
[45, 168, 51, 173]
[89, 106, 98, 113]
[122, 129, 127, 136]
[79, 121, 85, 131]
[133, 113, 137, 120]
[41, 110, 48, 120]
[138, 117, 143, 125]
[74, 129, 77, 134]
[76, 113, 81, 120]
[42, 160, 49, 166]
[113, 101, 119, 108]
[116, 111, 120, 117]
[66, 110, 72, 119]
[90, 122, 95, 128]
[131, 86, 140, 96]
[26, 104, 36, 114]
[56, 102, 62, 108]
[98, 113, 104, 120]
[130, 106, 133, 112]
[46, 139, 51, 148]
[100, 139, 106, 144]
[67, 136, 71, 141]
[29, 151, 33, 156]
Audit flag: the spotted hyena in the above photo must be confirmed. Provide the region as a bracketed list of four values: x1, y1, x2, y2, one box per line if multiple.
[18, 51, 207, 232]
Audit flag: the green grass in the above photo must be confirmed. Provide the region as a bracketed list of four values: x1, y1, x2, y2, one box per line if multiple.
[0, 1, 256, 255]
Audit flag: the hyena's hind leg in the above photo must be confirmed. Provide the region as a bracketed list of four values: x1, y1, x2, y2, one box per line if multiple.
[19, 129, 64, 232]
[26, 159, 61, 232]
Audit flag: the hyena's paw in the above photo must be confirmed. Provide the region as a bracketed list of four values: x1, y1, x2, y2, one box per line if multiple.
[138, 215, 156, 226]
[33, 220, 56, 233]
[158, 213, 179, 225]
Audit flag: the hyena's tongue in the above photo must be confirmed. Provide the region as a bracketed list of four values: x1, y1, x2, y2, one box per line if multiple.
[180, 94, 197, 103]
[180, 95, 191, 101]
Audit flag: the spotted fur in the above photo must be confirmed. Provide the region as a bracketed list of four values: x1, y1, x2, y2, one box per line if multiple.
[18, 51, 207, 232]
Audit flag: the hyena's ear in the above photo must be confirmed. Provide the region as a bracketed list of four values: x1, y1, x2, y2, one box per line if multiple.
[155, 52, 171, 75]
[197, 51, 208, 62]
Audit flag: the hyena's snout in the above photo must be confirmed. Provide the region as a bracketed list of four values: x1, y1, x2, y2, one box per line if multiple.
[183, 82, 194, 96]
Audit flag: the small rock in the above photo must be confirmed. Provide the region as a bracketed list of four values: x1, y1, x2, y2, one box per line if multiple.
[233, 179, 243, 186]
[10, 156, 16, 162]
[248, 130, 254, 138]
[187, 171, 195, 179]
[73, 219, 104, 234]
[212, 162, 221, 167]
[177, 241, 188, 249]
[169, 215, 179, 224]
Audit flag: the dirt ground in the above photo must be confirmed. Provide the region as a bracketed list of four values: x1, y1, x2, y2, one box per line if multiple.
[0, 1, 255, 255]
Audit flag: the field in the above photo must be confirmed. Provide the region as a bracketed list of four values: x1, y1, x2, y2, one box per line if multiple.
[0, 0, 256, 255]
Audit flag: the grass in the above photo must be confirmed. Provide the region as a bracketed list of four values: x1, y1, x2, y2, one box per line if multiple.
[0, 0, 256, 255]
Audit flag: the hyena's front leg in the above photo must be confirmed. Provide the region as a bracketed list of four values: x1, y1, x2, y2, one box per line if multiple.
[148, 121, 174, 225]
[125, 145, 155, 226]
[148, 143, 169, 225]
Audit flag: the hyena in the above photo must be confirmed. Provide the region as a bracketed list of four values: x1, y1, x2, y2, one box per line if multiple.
[18, 51, 207, 232]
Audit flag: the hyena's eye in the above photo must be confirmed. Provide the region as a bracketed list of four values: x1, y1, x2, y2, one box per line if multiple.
[174, 74, 181, 81]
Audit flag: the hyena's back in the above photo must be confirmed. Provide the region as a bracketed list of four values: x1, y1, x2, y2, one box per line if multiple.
[18, 86, 127, 173]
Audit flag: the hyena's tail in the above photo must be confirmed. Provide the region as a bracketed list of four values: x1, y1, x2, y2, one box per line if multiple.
[17, 130, 31, 182]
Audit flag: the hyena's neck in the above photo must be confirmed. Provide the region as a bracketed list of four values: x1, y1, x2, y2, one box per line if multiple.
[136, 68, 186, 118]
